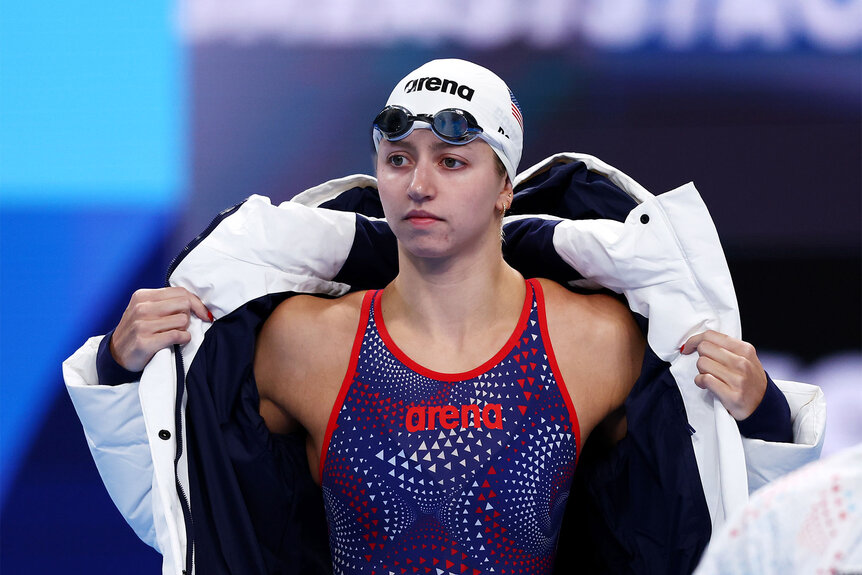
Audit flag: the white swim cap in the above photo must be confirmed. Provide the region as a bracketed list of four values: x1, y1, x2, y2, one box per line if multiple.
[373, 59, 524, 182]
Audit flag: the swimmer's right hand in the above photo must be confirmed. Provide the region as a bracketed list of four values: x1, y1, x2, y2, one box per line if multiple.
[109, 287, 213, 372]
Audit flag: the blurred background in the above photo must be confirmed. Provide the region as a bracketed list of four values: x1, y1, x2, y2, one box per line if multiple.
[1, 0, 860, 572]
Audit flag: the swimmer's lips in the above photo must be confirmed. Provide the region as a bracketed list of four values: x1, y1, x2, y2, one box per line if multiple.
[404, 209, 444, 227]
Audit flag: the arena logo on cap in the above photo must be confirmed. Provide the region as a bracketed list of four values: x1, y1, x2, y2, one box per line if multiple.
[404, 76, 475, 101]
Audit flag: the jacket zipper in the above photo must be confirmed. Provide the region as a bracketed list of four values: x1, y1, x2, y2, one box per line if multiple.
[165, 200, 246, 575]
[165, 201, 245, 279]
[172, 344, 194, 575]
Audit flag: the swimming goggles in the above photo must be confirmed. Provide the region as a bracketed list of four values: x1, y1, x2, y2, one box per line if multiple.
[373, 105, 483, 146]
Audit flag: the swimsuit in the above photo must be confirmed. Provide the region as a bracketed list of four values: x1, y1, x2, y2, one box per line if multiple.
[320, 279, 580, 575]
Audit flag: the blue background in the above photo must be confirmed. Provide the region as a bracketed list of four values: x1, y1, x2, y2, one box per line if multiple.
[1, 1, 860, 572]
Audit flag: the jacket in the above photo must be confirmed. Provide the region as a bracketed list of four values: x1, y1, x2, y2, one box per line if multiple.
[63, 152, 826, 574]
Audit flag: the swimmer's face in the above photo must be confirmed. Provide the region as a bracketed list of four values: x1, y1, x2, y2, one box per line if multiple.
[376, 128, 511, 261]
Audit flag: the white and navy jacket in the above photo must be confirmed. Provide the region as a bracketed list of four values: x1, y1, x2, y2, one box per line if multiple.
[63, 153, 826, 575]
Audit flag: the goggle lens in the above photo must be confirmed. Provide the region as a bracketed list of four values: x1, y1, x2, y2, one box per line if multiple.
[433, 112, 470, 141]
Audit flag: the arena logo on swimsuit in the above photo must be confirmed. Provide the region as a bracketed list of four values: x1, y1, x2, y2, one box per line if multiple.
[403, 77, 475, 101]
[405, 403, 503, 432]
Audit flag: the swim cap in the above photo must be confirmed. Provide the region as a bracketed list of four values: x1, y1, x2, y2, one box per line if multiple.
[374, 59, 523, 182]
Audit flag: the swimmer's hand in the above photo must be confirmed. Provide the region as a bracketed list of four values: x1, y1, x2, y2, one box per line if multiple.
[109, 287, 213, 372]
[681, 330, 768, 421]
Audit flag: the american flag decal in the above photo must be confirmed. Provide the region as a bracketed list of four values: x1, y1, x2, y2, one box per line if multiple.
[509, 89, 523, 130]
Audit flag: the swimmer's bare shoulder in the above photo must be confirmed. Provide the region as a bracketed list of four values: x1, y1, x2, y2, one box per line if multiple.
[254, 290, 367, 437]
[536, 278, 645, 443]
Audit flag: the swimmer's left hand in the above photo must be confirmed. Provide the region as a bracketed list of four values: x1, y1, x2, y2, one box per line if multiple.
[681, 330, 768, 420]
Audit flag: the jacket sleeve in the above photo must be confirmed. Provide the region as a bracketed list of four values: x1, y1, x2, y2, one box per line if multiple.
[742, 378, 827, 493]
[62, 336, 159, 549]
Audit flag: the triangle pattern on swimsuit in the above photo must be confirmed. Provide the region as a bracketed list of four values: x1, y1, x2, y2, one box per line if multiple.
[320, 279, 580, 575]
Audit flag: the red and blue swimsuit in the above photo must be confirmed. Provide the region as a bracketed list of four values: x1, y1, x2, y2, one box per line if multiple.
[320, 279, 580, 575]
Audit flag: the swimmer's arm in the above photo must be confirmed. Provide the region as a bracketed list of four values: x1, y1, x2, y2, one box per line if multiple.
[254, 298, 308, 435]
[255, 292, 363, 437]
[588, 295, 646, 424]
[542, 283, 645, 443]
